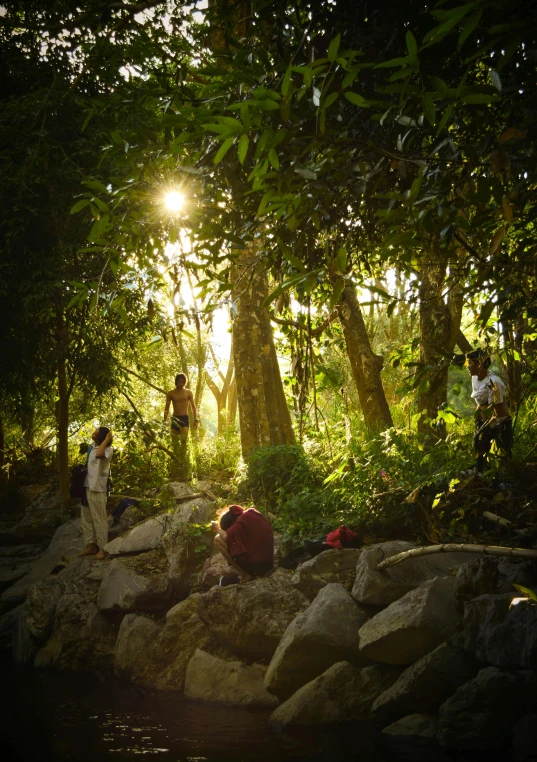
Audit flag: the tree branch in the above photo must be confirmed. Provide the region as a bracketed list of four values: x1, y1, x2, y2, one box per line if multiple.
[120, 366, 167, 395]
[271, 310, 338, 338]
[376, 543, 537, 570]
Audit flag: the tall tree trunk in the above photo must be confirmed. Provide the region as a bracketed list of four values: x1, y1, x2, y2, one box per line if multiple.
[56, 361, 70, 512]
[337, 282, 393, 431]
[418, 241, 452, 436]
[231, 251, 295, 458]
[228, 377, 238, 428]
[0, 412, 5, 475]
[20, 398, 35, 449]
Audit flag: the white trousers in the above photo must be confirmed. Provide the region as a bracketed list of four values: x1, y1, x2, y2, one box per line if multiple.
[82, 489, 108, 549]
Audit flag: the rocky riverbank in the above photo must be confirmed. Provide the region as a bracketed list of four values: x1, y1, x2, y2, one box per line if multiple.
[1, 481, 536, 759]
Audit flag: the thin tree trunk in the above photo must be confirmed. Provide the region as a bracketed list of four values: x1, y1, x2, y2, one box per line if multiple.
[231, 250, 295, 458]
[337, 282, 393, 431]
[0, 413, 4, 474]
[228, 378, 238, 428]
[418, 241, 452, 436]
[55, 304, 71, 513]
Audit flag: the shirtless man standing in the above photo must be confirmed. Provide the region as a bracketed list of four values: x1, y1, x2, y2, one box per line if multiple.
[163, 373, 199, 440]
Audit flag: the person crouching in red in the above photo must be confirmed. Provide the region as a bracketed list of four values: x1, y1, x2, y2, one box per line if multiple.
[211, 505, 274, 583]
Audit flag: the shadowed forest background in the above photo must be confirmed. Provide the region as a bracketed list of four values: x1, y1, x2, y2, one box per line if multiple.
[2, 0, 537, 548]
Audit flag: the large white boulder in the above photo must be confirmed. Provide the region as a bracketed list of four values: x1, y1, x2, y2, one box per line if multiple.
[104, 515, 167, 555]
[1, 519, 86, 605]
[196, 569, 310, 659]
[265, 583, 370, 699]
[97, 552, 171, 613]
[185, 649, 279, 707]
[291, 549, 363, 599]
[358, 576, 461, 665]
[352, 541, 475, 605]
[270, 661, 399, 726]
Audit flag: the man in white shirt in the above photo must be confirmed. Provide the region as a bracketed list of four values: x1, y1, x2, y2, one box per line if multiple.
[466, 349, 512, 473]
[80, 426, 113, 560]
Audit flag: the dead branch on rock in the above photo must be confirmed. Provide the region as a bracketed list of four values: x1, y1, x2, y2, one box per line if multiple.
[483, 511, 512, 528]
[376, 543, 537, 570]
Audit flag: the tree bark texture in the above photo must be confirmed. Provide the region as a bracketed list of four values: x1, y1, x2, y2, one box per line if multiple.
[417, 243, 452, 435]
[337, 282, 393, 431]
[231, 252, 295, 458]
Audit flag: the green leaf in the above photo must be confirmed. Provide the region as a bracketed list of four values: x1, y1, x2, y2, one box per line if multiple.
[342, 68, 359, 89]
[423, 3, 477, 44]
[279, 240, 306, 271]
[421, 94, 436, 127]
[85, 180, 108, 194]
[70, 199, 90, 214]
[329, 279, 345, 309]
[111, 131, 121, 144]
[327, 34, 341, 62]
[513, 584, 537, 603]
[336, 245, 347, 273]
[281, 65, 292, 97]
[259, 100, 281, 111]
[268, 148, 280, 171]
[458, 9, 482, 46]
[436, 104, 454, 135]
[238, 134, 249, 165]
[240, 102, 251, 130]
[460, 93, 499, 104]
[406, 31, 418, 57]
[294, 166, 317, 180]
[344, 91, 369, 107]
[214, 137, 235, 165]
[322, 91, 339, 109]
[375, 56, 412, 69]
[489, 70, 502, 92]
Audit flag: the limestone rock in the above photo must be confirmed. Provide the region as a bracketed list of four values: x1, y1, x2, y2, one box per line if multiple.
[1, 519, 86, 605]
[35, 593, 118, 673]
[358, 576, 461, 665]
[197, 569, 309, 659]
[162, 525, 213, 596]
[25, 557, 105, 642]
[185, 649, 279, 707]
[12, 606, 39, 664]
[0, 603, 23, 649]
[173, 497, 216, 525]
[512, 714, 537, 762]
[97, 552, 171, 613]
[373, 636, 478, 719]
[438, 666, 537, 751]
[114, 613, 162, 684]
[454, 556, 536, 604]
[271, 661, 399, 726]
[0, 557, 35, 592]
[463, 593, 537, 670]
[104, 515, 168, 555]
[291, 549, 362, 599]
[114, 594, 226, 692]
[107, 506, 139, 541]
[352, 541, 474, 606]
[198, 554, 233, 591]
[265, 583, 371, 700]
[381, 713, 439, 749]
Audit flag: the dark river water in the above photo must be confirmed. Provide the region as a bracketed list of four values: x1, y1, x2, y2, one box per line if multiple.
[1, 658, 512, 762]
[0, 658, 387, 762]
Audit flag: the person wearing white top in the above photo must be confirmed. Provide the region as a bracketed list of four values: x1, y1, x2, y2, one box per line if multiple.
[79, 426, 113, 560]
[466, 349, 512, 473]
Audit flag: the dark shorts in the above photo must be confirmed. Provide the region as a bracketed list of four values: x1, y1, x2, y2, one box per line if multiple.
[171, 415, 189, 432]
[232, 558, 273, 577]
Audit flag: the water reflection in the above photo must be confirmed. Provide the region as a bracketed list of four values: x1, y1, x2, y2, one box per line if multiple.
[2, 660, 366, 762]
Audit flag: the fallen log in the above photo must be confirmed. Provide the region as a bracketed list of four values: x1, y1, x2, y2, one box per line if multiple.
[376, 543, 537, 571]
